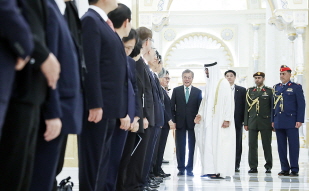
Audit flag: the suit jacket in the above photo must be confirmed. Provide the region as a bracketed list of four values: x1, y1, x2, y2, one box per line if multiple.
[144, 65, 164, 127]
[135, 57, 154, 132]
[272, 81, 305, 129]
[0, 0, 33, 107]
[127, 56, 140, 123]
[234, 85, 246, 129]
[43, 0, 83, 134]
[82, 9, 128, 119]
[0, 0, 33, 60]
[11, 0, 50, 105]
[171, 85, 202, 129]
[162, 87, 173, 129]
[244, 86, 273, 130]
[64, 0, 87, 91]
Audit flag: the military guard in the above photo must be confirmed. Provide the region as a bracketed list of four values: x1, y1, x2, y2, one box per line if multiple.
[244, 72, 273, 173]
[272, 65, 305, 177]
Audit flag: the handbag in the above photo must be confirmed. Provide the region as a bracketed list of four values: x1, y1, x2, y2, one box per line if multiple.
[58, 176, 74, 191]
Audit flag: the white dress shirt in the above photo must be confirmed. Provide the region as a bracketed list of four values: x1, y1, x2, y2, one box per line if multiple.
[54, 0, 66, 15]
[89, 5, 108, 21]
[231, 84, 235, 96]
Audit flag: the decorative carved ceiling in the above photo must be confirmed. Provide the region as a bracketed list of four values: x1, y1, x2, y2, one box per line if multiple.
[164, 32, 234, 68]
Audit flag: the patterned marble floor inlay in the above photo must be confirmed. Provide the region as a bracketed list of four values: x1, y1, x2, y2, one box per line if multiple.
[57, 141, 309, 191]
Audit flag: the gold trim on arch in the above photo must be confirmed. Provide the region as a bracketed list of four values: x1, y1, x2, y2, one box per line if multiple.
[163, 32, 234, 67]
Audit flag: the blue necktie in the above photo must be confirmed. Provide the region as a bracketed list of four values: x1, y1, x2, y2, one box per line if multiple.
[185, 87, 189, 103]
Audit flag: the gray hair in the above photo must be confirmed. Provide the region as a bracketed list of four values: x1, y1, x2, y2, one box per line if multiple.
[158, 68, 167, 78]
[182, 69, 194, 78]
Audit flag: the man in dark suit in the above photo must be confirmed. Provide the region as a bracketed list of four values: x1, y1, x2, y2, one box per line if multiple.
[124, 27, 160, 191]
[171, 69, 202, 176]
[103, 4, 134, 191]
[244, 72, 273, 174]
[0, 0, 33, 135]
[116, 29, 141, 191]
[154, 69, 174, 177]
[225, 70, 246, 172]
[29, 1, 84, 190]
[0, 0, 61, 190]
[272, 65, 305, 177]
[143, 49, 165, 189]
[79, 0, 130, 190]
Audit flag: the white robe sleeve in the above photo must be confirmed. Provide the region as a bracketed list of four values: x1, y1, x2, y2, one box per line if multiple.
[197, 97, 206, 121]
[222, 80, 234, 122]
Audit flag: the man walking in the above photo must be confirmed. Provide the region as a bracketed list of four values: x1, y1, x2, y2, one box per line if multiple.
[171, 69, 202, 176]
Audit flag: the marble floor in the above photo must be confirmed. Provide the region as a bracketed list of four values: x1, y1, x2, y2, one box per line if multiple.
[57, 141, 309, 191]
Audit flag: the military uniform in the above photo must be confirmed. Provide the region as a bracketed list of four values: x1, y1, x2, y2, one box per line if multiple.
[273, 70, 305, 174]
[244, 83, 273, 171]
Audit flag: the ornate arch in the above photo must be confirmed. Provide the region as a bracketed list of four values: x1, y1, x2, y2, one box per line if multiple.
[164, 32, 234, 68]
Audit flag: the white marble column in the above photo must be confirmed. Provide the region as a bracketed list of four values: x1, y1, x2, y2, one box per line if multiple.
[295, 27, 306, 147]
[287, 33, 297, 82]
[252, 24, 260, 73]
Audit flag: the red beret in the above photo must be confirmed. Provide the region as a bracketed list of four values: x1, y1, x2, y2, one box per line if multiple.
[280, 65, 292, 72]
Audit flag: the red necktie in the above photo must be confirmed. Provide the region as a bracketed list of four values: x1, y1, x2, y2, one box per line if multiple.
[106, 19, 115, 32]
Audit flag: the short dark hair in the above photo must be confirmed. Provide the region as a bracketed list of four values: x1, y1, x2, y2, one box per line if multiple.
[123, 29, 138, 43]
[166, 70, 169, 75]
[136, 27, 152, 41]
[88, 0, 99, 5]
[182, 69, 194, 78]
[287, 70, 292, 73]
[224, 70, 236, 77]
[155, 50, 161, 64]
[129, 38, 142, 58]
[108, 3, 131, 29]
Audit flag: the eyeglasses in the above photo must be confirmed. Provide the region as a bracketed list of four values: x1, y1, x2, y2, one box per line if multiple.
[182, 76, 192, 80]
[147, 38, 154, 43]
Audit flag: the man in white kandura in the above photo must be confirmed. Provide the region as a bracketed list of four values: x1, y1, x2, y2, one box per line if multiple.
[194, 62, 236, 179]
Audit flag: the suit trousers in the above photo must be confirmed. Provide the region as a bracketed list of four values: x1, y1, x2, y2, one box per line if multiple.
[104, 121, 128, 191]
[0, 61, 15, 136]
[276, 128, 299, 172]
[248, 129, 272, 169]
[78, 118, 115, 191]
[116, 132, 137, 191]
[235, 126, 243, 169]
[53, 135, 68, 191]
[0, 102, 40, 191]
[149, 128, 162, 176]
[30, 126, 66, 191]
[124, 128, 152, 191]
[142, 127, 160, 186]
[154, 127, 170, 175]
[175, 127, 195, 172]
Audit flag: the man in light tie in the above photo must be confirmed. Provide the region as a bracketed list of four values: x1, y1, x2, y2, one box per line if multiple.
[171, 69, 202, 176]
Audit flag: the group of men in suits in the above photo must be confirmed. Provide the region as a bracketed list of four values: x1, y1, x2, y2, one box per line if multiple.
[0, 0, 81, 190]
[0, 0, 176, 191]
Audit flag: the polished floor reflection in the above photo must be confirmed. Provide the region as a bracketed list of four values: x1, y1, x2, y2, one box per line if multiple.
[57, 141, 309, 190]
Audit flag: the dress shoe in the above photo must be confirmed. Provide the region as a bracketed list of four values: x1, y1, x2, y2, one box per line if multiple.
[201, 174, 215, 177]
[290, 172, 299, 177]
[187, 171, 194, 176]
[144, 186, 158, 191]
[265, 168, 271, 173]
[149, 183, 159, 188]
[278, 170, 290, 176]
[235, 168, 240, 172]
[162, 159, 169, 163]
[248, 168, 258, 173]
[177, 171, 184, 176]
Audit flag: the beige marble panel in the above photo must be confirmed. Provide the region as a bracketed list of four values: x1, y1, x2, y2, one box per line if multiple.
[63, 135, 79, 167]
